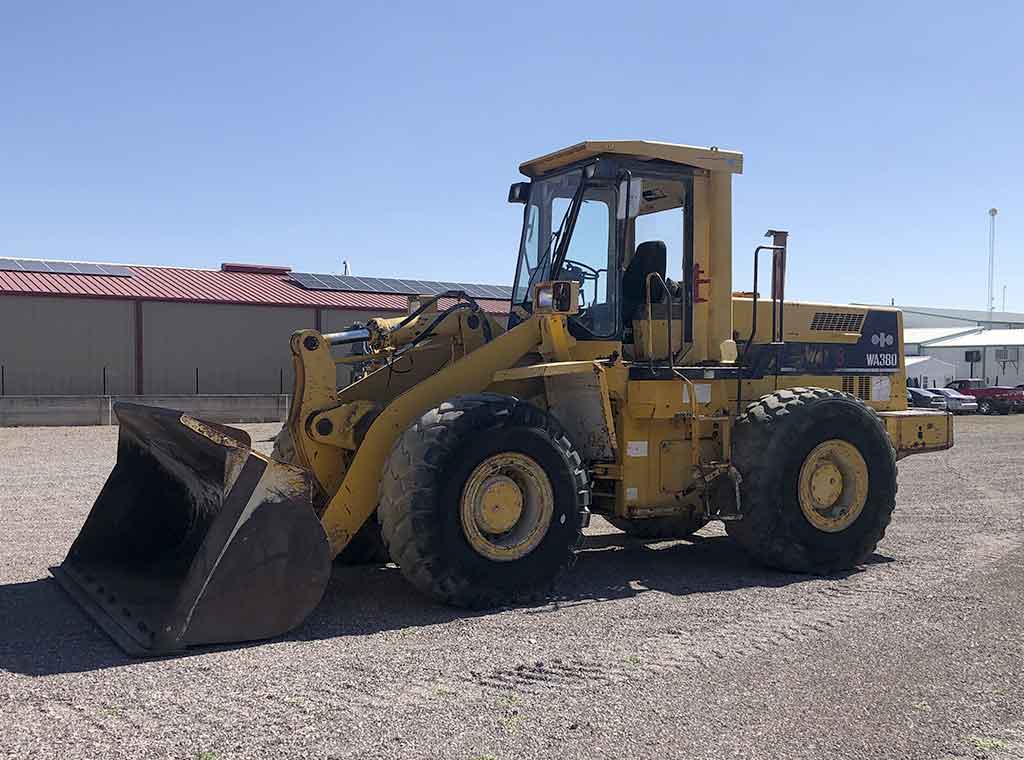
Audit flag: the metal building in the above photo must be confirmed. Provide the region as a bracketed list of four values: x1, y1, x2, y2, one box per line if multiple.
[0, 259, 511, 397]
[905, 327, 1024, 387]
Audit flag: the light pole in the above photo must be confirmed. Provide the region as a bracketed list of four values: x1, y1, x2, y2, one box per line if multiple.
[987, 208, 998, 319]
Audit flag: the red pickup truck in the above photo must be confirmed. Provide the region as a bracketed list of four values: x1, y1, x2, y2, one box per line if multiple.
[946, 379, 1024, 415]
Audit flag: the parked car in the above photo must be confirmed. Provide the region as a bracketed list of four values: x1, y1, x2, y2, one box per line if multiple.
[926, 387, 978, 414]
[907, 386, 948, 410]
[946, 379, 1024, 415]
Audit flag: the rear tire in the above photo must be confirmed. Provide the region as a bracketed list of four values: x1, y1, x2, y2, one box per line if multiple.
[271, 425, 389, 566]
[607, 512, 708, 539]
[978, 399, 993, 415]
[378, 394, 590, 608]
[726, 388, 897, 574]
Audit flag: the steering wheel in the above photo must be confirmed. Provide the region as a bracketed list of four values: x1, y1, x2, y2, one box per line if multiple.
[563, 258, 601, 281]
[562, 259, 606, 311]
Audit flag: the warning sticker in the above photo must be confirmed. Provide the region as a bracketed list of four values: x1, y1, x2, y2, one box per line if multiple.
[626, 441, 648, 457]
[871, 376, 892, 401]
[682, 383, 712, 404]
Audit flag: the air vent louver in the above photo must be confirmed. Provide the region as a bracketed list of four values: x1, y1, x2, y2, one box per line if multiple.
[810, 312, 865, 332]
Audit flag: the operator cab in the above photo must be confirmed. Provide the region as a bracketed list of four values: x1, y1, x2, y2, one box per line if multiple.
[507, 140, 742, 365]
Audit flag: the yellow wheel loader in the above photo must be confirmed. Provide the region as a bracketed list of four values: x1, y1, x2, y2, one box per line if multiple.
[53, 140, 953, 654]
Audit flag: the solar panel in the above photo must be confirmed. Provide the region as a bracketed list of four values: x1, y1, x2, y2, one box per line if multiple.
[312, 274, 339, 289]
[350, 276, 380, 291]
[318, 276, 341, 289]
[400, 280, 429, 294]
[287, 271, 512, 300]
[0, 258, 133, 277]
[97, 264, 133, 276]
[358, 276, 399, 293]
[374, 278, 404, 293]
[337, 275, 368, 290]
[332, 275, 367, 291]
[403, 280, 440, 295]
[289, 272, 331, 289]
[477, 284, 511, 299]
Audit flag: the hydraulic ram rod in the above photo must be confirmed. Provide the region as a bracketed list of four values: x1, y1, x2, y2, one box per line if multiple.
[323, 327, 371, 346]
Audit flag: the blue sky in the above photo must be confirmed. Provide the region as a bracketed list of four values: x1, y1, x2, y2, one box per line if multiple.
[2, 1, 1021, 310]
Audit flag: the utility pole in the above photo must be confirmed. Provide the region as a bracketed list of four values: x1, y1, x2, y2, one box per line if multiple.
[987, 208, 998, 320]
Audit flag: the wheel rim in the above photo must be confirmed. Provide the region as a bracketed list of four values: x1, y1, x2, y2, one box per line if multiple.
[797, 439, 869, 533]
[460, 452, 554, 561]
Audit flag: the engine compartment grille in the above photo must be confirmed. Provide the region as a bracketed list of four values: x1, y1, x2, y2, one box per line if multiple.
[811, 311, 865, 332]
[842, 375, 872, 401]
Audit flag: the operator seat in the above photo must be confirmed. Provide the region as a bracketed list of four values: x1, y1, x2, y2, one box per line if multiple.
[621, 240, 668, 326]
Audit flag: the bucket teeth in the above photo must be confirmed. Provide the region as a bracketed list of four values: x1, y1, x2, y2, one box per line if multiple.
[52, 402, 331, 656]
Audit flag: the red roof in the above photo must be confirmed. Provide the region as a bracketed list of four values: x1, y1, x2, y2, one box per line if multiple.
[0, 263, 511, 314]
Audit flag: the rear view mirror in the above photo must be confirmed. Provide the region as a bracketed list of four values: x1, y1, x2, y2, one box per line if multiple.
[508, 182, 530, 204]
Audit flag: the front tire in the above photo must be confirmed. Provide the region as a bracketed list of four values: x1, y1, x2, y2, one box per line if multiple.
[726, 388, 897, 574]
[378, 394, 590, 608]
[978, 399, 993, 415]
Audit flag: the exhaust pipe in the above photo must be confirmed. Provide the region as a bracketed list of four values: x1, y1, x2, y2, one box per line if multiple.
[52, 403, 331, 655]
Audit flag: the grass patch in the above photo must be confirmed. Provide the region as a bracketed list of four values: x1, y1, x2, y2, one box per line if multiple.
[967, 735, 1008, 751]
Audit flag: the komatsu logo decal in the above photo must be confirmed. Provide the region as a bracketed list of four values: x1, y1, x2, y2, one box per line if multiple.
[871, 332, 895, 348]
[867, 331, 898, 367]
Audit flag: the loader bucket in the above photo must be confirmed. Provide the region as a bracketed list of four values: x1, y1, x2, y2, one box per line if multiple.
[51, 402, 331, 656]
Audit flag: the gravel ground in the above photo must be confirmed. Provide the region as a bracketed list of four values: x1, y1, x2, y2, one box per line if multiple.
[1, 415, 1022, 760]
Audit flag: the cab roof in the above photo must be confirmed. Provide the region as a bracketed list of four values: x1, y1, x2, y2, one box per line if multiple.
[519, 140, 744, 178]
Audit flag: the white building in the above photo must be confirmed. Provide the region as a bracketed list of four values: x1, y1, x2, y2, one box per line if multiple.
[904, 326, 1024, 388]
[904, 355, 956, 388]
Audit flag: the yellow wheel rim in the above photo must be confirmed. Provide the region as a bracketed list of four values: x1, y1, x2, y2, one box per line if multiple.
[798, 439, 869, 533]
[460, 452, 554, 562]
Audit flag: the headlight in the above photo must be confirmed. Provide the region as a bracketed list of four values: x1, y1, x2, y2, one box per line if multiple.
[536, 287, 554, 310]
[532, 281, 578, 314]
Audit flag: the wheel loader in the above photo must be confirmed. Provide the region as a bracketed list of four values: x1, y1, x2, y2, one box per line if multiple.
[53, 140, 954, 655]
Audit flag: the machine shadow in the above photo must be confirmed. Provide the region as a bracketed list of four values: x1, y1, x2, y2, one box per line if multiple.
[0, 576, 128, 677]
[292, 532, 887, 640]
[0, 533, 890, 677]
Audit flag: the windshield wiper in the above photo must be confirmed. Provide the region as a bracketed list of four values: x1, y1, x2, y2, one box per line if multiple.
[550, 175, 588, 278]
[523, 178, 583, 299]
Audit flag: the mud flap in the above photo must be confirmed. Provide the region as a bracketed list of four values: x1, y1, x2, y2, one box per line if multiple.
[52, 402, 331, 656]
